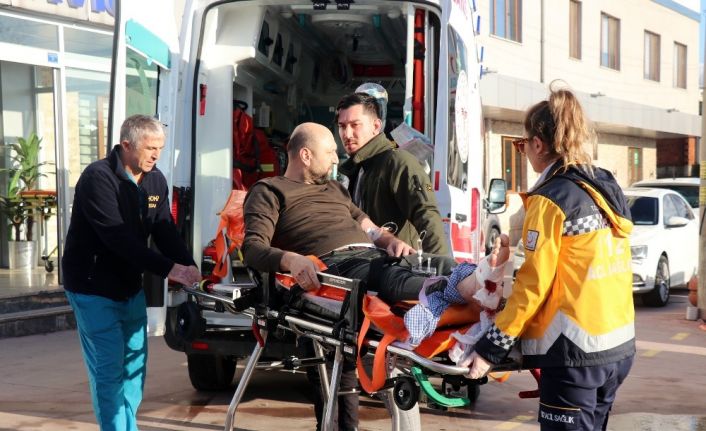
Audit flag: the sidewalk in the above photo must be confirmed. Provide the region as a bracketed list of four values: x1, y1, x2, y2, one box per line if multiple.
[0, 267, 61, 299]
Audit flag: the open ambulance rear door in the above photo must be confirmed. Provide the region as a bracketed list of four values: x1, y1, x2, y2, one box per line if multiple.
[108, 0, 183, 336]
[433, 0, 485, 263]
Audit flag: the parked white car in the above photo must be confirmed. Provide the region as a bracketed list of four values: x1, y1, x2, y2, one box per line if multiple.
[624, 187, 699, 307]
[509, 187, 697, 308]
[631, 177, 700, 219]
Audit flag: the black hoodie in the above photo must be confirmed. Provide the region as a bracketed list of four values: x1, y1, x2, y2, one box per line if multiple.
[62, 146, 194, 301]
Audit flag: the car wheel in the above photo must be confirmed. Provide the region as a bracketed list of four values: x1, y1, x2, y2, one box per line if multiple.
[485, 227, 501, 256]
[643, 255, 670, 307]
[187, 353, 236, 391]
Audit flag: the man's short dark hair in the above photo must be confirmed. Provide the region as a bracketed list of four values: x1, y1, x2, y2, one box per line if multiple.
[334, 93, 381, 124]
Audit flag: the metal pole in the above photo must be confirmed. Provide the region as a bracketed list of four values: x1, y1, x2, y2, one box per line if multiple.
[697, 36, 706, 319]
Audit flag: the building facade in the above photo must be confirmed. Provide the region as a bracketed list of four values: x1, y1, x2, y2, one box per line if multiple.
[0, 0, 114, 271]
[477, 0, 701, 244]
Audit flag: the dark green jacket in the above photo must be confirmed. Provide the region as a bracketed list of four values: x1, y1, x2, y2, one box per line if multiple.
[339, 133, 449, 255]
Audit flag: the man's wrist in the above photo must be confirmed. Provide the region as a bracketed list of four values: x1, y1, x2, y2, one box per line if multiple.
[366, 226, 384, 242]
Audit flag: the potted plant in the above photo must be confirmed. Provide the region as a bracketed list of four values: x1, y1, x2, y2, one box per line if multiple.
[0, 133, 49, 269]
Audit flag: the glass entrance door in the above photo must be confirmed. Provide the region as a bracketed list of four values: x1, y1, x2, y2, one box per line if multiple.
[0, 60, 59, 292]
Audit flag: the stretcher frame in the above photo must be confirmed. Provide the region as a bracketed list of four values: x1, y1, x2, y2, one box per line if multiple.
[181, 265, 533, 431]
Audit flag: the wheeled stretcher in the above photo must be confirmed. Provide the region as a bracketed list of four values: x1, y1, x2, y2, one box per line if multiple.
[178, 246, 538, 431]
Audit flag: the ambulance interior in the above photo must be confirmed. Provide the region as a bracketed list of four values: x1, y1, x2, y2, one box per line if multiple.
[192, 1, 443, 261]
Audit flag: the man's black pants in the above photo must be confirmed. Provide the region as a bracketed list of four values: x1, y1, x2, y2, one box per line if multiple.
[320, 248, 456, 303]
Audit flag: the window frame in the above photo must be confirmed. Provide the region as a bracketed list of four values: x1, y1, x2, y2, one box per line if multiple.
[501, 136, 527, 192]
[643, 30, 660, 82]
[446, 25, 469, 189]
[569, 0, 582, 59]
[673, 42, 687, 89]
[627, 147, 643, 185]
[490, 0, 523, 43]
[600, 12, 620, 70]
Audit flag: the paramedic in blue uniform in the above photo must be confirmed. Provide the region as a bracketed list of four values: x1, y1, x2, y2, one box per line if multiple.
[62, 115, 201, 431]
[466, 85, 635, 431]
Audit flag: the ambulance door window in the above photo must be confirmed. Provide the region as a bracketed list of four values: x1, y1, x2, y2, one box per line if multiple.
[446, 26, 469, 190]
[125, 48, 159, 117]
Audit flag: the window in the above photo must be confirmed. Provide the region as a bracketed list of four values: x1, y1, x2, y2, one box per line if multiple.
[272, 33, 284, 66]
[502, 136, 527, 192]
[627, 196, 658, 225]
[284, 42, 297, 74]
[600, 13, 620, 70]
[674, 42, 687, 89]
[666, 194, 694, 220]
[627, 147, 642, 185]
[125, 49, 159, 118]
[644, 31, 660, 81]
[662, 195, 678, 225]
[66, 69, 110, 178]
[0, 14, 58, 50]
[491, 0, 522, 42]
[569, 0, 582, 59]
[257, 21, 272, 56]
[447, 26, 469, 189]
[64, 27, 112, 60]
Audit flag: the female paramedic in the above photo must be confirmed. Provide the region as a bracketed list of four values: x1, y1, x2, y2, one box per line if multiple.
[467, 83, 636, 431]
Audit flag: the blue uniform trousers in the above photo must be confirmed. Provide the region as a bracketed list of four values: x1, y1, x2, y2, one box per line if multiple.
[66, 290, 148, 431]
[538, 355, 634, 431]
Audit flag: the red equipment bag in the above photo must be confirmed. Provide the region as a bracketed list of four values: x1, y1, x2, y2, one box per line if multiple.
[212, 189, 247, 279]
[232, 100, 284, 190]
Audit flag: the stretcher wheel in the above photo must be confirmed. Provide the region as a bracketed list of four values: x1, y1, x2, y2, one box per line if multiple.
[393, 376, 419, 411]
[176, 301, 206, 342]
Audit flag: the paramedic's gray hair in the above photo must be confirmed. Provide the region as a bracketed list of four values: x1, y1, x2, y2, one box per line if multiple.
[120, 115, 165, 149]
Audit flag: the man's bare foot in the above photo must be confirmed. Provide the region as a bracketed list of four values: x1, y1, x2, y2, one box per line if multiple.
[489, 234, 510, 268]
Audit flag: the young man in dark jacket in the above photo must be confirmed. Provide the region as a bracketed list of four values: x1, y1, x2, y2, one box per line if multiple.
[62, 115, 201, 431]
[336, 92, 449, 257]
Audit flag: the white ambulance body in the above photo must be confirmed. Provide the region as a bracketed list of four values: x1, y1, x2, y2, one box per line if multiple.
[109, 0, 500, 389]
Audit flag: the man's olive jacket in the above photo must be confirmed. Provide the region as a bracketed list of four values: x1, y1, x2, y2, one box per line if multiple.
[339, 133, 449, 255]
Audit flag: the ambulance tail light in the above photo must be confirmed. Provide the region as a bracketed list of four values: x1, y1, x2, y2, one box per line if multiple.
[470, 188, 479, 232]
[191, 341, 209, 351]
[171, 188, 179, 224]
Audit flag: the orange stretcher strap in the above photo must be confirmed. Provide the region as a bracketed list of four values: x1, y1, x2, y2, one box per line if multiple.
[212, 190, 248, 278]
[356, 294, 481, 393]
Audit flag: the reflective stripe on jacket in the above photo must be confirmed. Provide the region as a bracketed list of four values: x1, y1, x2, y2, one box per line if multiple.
[475, 162, 636, 368]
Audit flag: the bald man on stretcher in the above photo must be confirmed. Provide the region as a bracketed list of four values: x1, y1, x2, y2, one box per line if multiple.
[241, 122, 511, 347]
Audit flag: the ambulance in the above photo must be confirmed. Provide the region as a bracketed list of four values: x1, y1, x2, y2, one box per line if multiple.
[108, 0, 506, 390]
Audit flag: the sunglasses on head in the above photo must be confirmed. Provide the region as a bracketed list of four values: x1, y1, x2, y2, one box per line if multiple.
[512, 137, 529, 153]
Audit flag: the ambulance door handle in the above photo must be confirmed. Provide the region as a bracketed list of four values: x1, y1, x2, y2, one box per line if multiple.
[455, 213, 467, 223]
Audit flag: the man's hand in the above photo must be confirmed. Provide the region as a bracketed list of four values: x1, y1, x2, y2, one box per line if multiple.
[281, 252, 321, 291]
[384, 236, 415, 257]
[467, 351, 492, 379]
[168, 263, 202, 287]
[371, 229, 415, 257]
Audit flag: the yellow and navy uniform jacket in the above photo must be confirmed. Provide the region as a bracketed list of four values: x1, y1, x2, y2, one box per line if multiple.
[475, 162, 635, 368]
